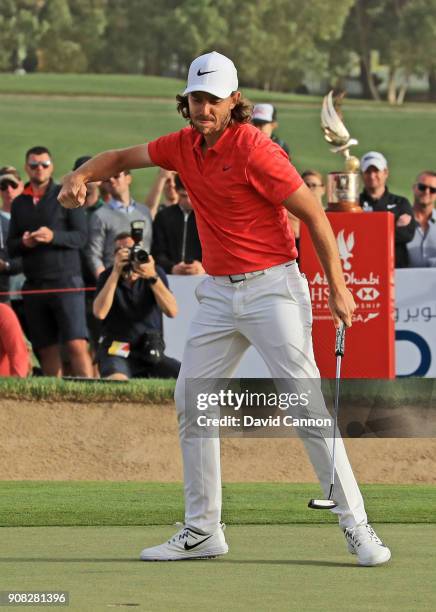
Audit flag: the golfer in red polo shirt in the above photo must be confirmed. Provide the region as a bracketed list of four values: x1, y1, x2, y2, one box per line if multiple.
[59, 51, 391, 567]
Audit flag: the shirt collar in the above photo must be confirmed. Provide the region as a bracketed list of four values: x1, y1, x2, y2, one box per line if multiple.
[23, 179, 53, 204]
[362, 187, 390, 205]
[108, 197, 135, 211]
[192, 121, 241, 156]
[23, 179, 52, 198]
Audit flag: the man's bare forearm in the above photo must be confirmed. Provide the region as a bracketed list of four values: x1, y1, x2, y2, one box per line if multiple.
[145, 172, 166, 218]
[304, 214, 346, 294]
[93, 270, 119, 320]
[284, 183, 355, 326]
[59, 144, 155, 209]
[283, 184, 345, 291]
[74, 145, 152, 183]
[150, 279, 178, 318]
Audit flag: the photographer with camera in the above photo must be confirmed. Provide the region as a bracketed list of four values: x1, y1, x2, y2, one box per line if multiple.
[93, 222, 180, 380]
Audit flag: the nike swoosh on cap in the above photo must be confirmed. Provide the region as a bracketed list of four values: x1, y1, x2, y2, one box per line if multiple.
[197, 69, 218, 76]
[184, 534, 213, 550]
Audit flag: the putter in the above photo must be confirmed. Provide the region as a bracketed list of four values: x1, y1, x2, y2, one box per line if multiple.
[308, 322, 346, 510]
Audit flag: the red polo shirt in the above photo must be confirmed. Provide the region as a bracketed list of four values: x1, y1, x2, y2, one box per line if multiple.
[148, 122, 302, 275]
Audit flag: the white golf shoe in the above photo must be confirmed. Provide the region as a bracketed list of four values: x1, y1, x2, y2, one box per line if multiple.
[139, 523, 229, 561]
[344, 523, 391, 566]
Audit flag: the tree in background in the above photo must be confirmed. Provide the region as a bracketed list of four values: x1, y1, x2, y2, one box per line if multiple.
[383, 0, 436, 104]
[93, 0, 227, 76]
[35, 0, 353, 87]
[0, 0, 435, 100]
[0, 0, 107, 73]
[0, 0, 42, 71]
[331, 0, 436, 103]
[37, 0, 88, 72]
[216, 0, 355, 91]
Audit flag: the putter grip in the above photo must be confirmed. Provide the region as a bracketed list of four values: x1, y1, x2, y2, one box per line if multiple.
[335, 323, 346, 357]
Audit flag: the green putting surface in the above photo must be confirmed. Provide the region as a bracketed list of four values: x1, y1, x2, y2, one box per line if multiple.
[0, 525, 434, 612]
[0, 482, 435, 527]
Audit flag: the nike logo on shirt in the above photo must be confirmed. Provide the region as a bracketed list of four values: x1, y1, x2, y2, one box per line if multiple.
[184, 534, 213, 550]
[387, 204, 397, 209]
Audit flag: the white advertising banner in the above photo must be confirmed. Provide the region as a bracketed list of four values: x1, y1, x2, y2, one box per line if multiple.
[165, 270, 436, 378]
[395, 269, 436, 377]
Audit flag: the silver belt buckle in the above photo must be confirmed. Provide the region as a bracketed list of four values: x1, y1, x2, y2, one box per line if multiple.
[229, 269, 265, 283]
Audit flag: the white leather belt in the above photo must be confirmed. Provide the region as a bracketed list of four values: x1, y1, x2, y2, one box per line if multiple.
[228, 260, 296, 283]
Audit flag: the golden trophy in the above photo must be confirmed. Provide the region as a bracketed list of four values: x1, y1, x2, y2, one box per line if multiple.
[321, 91, 362, 212]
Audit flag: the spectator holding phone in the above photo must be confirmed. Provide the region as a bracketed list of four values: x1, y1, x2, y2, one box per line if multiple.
[151, 175, 204, 275]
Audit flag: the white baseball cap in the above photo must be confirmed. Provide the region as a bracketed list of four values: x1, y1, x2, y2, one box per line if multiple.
[183, 51, 238, 99]
[360, 151, 388, 172]
[252, 103, 276, 123]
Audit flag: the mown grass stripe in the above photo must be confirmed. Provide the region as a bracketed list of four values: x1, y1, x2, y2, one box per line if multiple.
[0, 482, 433, 526]
[0, 377, 434, 404]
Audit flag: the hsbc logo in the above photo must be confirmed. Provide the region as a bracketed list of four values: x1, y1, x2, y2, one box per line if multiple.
[356, 287, 380, 301]
[336, 230, 354, 271]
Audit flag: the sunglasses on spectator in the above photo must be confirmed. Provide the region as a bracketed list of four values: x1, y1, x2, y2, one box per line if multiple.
[305, 182, 324, 189]
[0, 180, 18, 191]
[417, 183, 436, 194]
[28, 161, 51, 169]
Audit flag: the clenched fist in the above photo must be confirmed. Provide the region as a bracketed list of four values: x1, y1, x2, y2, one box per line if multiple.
[58, 172, 88, 209]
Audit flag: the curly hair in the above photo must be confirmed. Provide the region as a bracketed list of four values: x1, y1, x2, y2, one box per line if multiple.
[176, 93, 253, 125]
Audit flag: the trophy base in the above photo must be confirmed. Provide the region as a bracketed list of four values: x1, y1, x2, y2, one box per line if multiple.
[326, 172, 362, 213]
[327, 201, 363, 213]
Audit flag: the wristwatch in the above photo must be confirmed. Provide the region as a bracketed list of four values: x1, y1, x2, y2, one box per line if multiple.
[147, 275, 159, 285]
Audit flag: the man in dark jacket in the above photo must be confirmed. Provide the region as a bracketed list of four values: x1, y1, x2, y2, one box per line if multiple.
[7, 146, 93, 377]
[359, 151, 415, 268]
[151, 175, 203, 275]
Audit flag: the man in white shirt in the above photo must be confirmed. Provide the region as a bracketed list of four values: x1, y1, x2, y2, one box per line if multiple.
[407, 171, 436, 267]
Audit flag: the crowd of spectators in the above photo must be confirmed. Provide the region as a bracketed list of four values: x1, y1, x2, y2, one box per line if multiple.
[0, 119, 434, 379]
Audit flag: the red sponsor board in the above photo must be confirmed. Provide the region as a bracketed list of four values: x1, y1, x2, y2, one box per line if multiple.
[299, 212, 395, 378]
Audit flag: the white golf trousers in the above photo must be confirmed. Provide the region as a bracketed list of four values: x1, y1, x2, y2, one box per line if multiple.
[174, 261, 367, 532]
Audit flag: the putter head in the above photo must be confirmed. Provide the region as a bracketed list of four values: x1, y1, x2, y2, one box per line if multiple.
[308, 498, 338, 510]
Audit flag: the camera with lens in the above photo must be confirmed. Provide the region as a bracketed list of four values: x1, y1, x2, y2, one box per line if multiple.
[125, 220, 149, 271]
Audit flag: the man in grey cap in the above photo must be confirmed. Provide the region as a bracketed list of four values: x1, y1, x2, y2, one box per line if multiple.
[359, 151, 415, 267]
[0, 166, 23, 215]
[251, 103, 290, 157]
